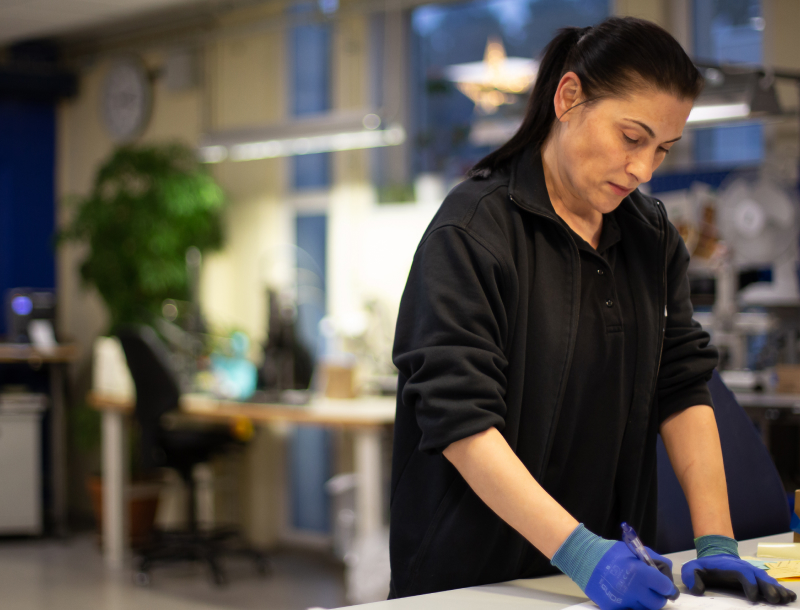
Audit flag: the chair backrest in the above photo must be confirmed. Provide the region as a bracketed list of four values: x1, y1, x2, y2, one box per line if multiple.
[656, 369, 790, 553]
[117, 325, 182, 470]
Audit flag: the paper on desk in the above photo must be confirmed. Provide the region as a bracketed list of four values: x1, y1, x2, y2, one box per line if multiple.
[763, 560, 800, 580]
[741, 556, 771, 570]
[567, 594, 772, 610]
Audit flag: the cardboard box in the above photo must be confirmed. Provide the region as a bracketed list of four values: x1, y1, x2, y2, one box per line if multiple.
[777, 365, 800, 394]
[323, 364, 357, 399]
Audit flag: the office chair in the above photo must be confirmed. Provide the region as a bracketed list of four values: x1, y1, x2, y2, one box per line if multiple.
[117, 325, 268, 585]
[655, 369, 790, 554]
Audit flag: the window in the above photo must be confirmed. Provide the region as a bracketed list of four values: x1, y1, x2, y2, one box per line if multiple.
[287, 6, 333, 533]
[693, 0, 764, 166]
[411, 0, 608, 182]
[289, 5, 332, 189]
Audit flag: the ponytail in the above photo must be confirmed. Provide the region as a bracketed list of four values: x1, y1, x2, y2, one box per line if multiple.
[469, 27, 585, 178]
[469, 17, 703, 178]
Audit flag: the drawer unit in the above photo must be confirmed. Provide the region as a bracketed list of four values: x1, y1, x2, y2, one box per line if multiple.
[0, 395, 46, 535]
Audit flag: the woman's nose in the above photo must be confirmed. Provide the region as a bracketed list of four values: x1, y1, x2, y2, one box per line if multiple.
[627, 151, 653, 185]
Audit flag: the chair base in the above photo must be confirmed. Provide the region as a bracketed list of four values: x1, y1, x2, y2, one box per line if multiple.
[135, 526, 270, 586]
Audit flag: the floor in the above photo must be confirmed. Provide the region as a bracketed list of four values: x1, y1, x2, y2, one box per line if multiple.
[0, 533, 347, 610]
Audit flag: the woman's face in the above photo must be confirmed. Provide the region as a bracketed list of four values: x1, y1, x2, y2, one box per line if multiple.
[548, 74, 694, 215]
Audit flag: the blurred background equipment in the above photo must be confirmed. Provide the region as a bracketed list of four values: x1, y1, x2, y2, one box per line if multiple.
[717, 169, 799, 307]
[210, 331, 257, 401]
[258, 289, 313, 400]
[688, 168, 800, 374]
[4, 289, 56, 344]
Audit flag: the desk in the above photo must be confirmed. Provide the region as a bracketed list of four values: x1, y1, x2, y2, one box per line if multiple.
[344, 532, 800, 610]
[0, 343, 78, 535]
[734, 390, 800, 448]
[734, 391, 800, 410]
[88, 391, 396, 568]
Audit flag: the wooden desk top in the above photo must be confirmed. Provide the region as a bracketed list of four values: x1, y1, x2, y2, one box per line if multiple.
[0, 343, 79, 364]
[88, 391, 397, 429]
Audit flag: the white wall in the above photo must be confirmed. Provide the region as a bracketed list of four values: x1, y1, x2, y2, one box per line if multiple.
[328, 185, 441, 329]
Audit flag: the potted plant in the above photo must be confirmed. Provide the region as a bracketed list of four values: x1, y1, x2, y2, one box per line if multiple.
[61, 142, 225, 545]
[60, 142, 224, 328]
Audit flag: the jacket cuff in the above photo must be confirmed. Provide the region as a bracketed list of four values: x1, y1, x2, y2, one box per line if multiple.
[418, 414, 505, 454]
[658, 381, 714, 424]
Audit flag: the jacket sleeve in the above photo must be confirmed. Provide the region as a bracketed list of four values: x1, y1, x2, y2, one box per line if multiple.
[393, 225, 509, 454]
[657, 220, 719, 423]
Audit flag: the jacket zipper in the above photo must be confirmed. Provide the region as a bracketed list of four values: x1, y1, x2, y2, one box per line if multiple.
[508, 193, 581, 475]
[509, 192, 584, 575]
[510, 192, 669, 433]
[508, 192, 667, 574]
[649, 199, 668, 404]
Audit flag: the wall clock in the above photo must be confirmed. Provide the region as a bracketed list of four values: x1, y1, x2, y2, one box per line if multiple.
[101, 56, 152, 141]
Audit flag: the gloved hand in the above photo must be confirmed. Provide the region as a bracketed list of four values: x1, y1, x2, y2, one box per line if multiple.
[552, 524, 679, 610]
[682, 535, 796, 605]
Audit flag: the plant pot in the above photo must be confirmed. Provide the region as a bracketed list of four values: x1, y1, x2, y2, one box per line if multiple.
[86, 475, 161, 549]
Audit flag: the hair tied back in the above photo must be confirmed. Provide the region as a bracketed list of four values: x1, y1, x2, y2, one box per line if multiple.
[468, 17, 703, 179]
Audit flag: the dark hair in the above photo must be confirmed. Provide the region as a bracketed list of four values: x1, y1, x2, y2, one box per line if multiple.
[469, 17, 703, 178]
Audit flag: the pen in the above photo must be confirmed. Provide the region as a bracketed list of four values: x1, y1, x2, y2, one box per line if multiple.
[621, 522, 657, 568]
[621, 522, 680, 601]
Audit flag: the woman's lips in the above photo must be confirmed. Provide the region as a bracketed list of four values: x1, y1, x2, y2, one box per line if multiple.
[609, 182, 633, 197]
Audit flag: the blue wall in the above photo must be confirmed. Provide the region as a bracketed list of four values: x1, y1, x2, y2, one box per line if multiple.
[0, 99, 56, 336]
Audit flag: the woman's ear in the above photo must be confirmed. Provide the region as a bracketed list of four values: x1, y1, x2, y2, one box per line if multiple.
[553, 72, 583, 123]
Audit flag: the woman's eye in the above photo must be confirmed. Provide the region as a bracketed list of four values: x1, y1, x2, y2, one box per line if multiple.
[623, 134, 638, 144]
[658, 147, 670, 155]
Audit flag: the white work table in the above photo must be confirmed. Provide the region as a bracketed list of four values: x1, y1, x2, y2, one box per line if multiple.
[343, 533, 800, 610]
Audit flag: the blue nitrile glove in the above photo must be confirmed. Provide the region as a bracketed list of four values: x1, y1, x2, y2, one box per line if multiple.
[681, 535, 796, 604]
[552, 524, 679, 610]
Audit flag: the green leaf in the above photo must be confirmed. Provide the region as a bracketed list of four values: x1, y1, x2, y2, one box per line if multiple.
[57, 142, 225, 331]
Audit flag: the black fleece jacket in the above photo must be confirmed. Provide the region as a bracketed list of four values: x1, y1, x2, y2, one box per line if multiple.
[389, 145, 719, 598]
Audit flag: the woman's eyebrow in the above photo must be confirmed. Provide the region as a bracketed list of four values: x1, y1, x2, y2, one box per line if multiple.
[625, 119, 682, 143]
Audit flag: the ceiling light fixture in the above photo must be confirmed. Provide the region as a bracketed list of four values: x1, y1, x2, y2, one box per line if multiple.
[686, 67, 782, 125]
[445, 37, 538, 115]
[197, 111, 404, 163]
[687, 102, 752, 124]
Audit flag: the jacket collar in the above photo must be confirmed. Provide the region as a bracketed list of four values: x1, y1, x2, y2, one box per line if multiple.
[506, 144, 662, 230]
[507, 144, 557, 218]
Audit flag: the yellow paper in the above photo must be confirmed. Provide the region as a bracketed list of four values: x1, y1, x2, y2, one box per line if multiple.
[764, 559, 800, 580]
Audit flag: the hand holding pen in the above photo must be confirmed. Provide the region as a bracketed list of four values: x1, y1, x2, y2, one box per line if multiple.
[622, 522, 680, 601]
[551, 523, 680, 610]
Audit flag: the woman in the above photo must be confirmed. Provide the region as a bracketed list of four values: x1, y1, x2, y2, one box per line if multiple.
[389, 16, 795, 609]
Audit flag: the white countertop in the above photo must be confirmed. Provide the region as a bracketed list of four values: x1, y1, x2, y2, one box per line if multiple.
[342, 533, 799, 610]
